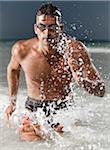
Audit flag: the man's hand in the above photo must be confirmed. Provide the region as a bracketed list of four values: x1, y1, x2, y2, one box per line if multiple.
[19, 115, 44, 141]
[19, 124, 44, 141]
[4, 104, 16, 121]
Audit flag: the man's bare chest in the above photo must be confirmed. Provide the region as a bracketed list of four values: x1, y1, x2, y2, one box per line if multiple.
[20, 53, 72, 82]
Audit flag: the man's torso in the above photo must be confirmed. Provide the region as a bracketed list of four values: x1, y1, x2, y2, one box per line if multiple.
[18, 38, 73, 100]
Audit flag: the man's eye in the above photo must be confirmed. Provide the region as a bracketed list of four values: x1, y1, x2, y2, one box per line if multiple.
[49, 25, 59, 31]
[37, 24, 45, 31]
[51, 25, 58, 30]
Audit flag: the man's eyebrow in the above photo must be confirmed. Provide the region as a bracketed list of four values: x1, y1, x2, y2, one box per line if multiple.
[37, 23, 45, 26]
[37, 23, 58, 27]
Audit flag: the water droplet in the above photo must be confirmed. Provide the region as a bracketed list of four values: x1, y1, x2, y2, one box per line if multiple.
[100, 86, 104, 90]
[87, 71, 90, 74]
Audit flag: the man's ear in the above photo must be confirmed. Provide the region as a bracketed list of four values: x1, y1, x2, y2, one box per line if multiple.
[34, 24, 37, 35]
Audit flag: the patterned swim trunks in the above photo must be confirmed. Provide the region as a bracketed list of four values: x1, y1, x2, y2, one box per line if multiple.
[25, 96, 73, 127]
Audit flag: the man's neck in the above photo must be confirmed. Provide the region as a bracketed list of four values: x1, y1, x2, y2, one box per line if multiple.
[38, 41, 57, 57]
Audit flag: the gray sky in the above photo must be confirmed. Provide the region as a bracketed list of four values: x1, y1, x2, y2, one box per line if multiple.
[0, 1, 110, 41]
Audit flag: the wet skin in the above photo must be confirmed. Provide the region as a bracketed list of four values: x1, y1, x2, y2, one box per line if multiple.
[5, 15, 105, 141]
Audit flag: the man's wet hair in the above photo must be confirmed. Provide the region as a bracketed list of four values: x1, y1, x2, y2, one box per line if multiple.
[37, 3, 62, 22]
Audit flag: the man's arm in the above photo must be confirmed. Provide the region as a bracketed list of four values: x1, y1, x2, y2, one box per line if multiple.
[7, 42, 21, 105]
[68, 41, 105, 97]
[5, 42, 21, 120]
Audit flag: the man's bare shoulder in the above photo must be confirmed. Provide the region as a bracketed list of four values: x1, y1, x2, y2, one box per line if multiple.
[22, 37, 39, 48]
[67, 38, 91, 64]
[67, 39, 87, 53]
[12, 38, 39, 59]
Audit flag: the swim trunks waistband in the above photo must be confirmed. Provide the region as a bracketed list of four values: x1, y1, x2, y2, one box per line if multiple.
[25, 97, 69, 117]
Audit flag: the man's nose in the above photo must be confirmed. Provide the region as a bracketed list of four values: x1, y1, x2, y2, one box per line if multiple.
[44, 28, 50, 36]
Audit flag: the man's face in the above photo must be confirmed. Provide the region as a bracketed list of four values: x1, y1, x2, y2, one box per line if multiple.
[34, 15, 63, 47]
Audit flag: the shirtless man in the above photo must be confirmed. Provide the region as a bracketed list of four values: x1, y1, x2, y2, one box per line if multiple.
[5, 3, 105, 141]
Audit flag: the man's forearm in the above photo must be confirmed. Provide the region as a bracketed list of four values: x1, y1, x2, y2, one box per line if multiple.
[7, 67, 20, 106]
[79, 78, 105, 97]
